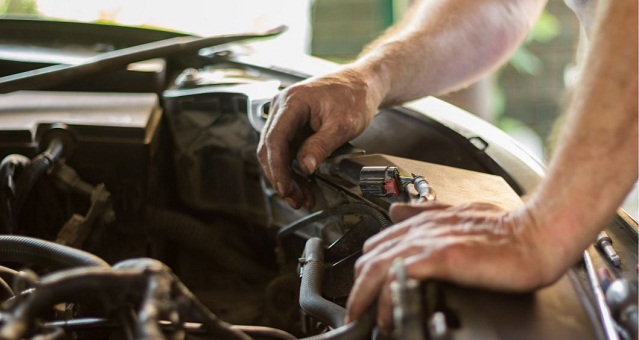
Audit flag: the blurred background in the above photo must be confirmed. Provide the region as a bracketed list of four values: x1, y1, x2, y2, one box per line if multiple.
[1, 0, 636, 217]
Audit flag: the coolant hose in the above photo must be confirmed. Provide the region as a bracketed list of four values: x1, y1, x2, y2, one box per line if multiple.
[0, 154, 30, 233]
[0, 235, 110, 270]
[298, 238, 376, 339]
[301, 308, 375, 340]
[299, 237, 347, 329]
[13, 139, 64, 214]
[0, 267, 146, 340]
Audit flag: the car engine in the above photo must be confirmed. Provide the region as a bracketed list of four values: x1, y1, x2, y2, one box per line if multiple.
[0, 19, 636, 340]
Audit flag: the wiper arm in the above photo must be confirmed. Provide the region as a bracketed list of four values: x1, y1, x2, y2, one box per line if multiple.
[0, 25, 287, 94]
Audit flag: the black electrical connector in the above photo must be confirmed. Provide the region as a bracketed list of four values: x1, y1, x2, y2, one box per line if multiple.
[359, 166, 402, 197]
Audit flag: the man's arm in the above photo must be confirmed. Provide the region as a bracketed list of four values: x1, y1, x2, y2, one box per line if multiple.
[346, 0, 638, 329]
[354, 0, 546, 105]
[257, 0, 546, 208]
[524, 0, 638, 275]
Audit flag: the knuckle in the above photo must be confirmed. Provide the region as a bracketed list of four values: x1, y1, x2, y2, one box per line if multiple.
[354, 256, 367, 273]
[303, 137, 332, 159]
[279, 84, 306, 103]
[356, 257, 383, 280]
[256, 142, 267, 159]
[362, 237, 377, 253]
[366, 256, 387, 273]
[263, 129, 280, 146]
[335, 121, 352, 135]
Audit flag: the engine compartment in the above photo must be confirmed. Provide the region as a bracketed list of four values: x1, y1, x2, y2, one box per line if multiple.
[0, 18, 636, 340]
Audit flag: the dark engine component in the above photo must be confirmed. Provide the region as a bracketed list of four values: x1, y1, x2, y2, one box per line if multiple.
[359, 166, 402, 197]
[0, 19, 636, 340]
[0, 91, 162, 262]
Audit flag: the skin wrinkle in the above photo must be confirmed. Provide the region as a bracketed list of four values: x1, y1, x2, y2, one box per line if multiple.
[258, 0, 547, 208]
[526, 0, 637, 272]
[257, 0, 637, 332]
[349, 239, 429, 320]
[349, 201, 551, 326]
[366, 233, 529, 330]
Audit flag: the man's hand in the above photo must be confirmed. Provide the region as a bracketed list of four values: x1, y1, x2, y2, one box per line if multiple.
[345, 202, 564, 332]
[257, 66, 384, 209]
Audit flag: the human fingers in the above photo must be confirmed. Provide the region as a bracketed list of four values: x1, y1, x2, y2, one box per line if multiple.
[346, 240, 426, 324]
[360, 206, 482, 262]
[295, 117, 368, 175]
[361, 206, 453, 255]
[356, 234, 406, 277]
[345, 252, 395, 324]
[291, 172, 316, 210]
[257, 93, 308, 201]
[400, 233, 548, 292]
[374, 254, 436, 333]
[361, 217, 417, 253]
[374, 237, 472, 332]
[257, 98, 281, 183]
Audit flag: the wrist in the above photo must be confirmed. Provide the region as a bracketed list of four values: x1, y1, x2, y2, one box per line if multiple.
[515, 197, 585, 286]
[349, 56, 392, 108]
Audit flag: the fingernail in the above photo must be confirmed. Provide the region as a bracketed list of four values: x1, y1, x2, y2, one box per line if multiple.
[276, 182, 285, 197]
[302, 155, 317, 174]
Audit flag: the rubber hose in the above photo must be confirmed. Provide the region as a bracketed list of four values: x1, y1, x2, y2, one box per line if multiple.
[0, 154, 30, 233]
[0, 268, 146, 339]
[14, 139, 64, 214]
[0, 235, 109, 270]
[13, 156, 48, 211]
[301, 307, 375, 340]
[145, 206, 273, 282]
[230, 325, 296, 340]
[114, 258, 251, 340]
[299, 238, 347, 329]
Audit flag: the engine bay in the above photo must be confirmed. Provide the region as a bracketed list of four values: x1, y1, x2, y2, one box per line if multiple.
[0, 18, 636, 340]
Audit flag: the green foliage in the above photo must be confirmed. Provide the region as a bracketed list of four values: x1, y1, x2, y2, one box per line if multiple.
[0, 0, 38, 15]
[508, 11, 560, 76]
[493, 10, 561, 135]
[529, 10, 561, 44]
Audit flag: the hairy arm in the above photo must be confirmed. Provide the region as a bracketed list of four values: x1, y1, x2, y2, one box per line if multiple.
[353, 0, 546, 105]
[258, 0, 546, 208]
[346, 0, 638, 328]
[525, 0, 638, 276]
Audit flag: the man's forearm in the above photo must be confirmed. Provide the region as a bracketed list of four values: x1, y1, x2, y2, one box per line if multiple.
[526, 0, 638, 278]
[350, 0, 546, 106]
